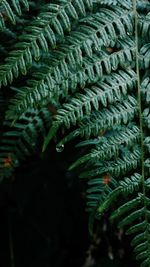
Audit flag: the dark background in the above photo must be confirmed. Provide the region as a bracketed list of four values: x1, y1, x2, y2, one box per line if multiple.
[0, 142, 138, 267]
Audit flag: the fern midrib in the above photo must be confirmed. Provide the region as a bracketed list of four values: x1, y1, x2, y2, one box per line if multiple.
[133, 0, 147, 218]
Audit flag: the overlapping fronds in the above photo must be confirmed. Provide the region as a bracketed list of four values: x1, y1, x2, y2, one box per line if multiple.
[86, 172, 141, 235]
[69, 124, 140, 170]
[53, 95, 137, 150]
[0, 108, 51, 180]
[48, 70, 136, 128]
[0, 0, 150, 265]
[110, 192, 150, 266]
[0, 0, 93, 87]
[87, 173, 141, 214]
[6, 38, 136, 121]
[0, 0, 29, 30]
[5, 6, 135, 121]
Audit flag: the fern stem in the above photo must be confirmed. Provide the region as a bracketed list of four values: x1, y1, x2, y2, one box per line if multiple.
[133, 0, 146, 201]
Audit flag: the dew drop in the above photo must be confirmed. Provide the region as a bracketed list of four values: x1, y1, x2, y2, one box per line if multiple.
[56, 144, 64, 153]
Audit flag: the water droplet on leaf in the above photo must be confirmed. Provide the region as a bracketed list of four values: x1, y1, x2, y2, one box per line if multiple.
[56, 144, 64, 153]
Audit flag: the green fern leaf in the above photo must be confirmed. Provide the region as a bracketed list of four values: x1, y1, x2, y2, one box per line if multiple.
[0, 0, 29, 30]
[0, 0, 93, 86]
[69, 124, 140, 170]
[0, 108, 51, 180]
[6, 35, 135, 122]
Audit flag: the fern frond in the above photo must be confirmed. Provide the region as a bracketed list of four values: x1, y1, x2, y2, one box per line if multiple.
[95, 0, 150, 11]
[110, 192, 150, 266]
[77, 95, 137, 138]
[80, 145, 141, 178]
[0, 108, 51, 180]
[144, 137, 150, 154]
[98, 174, 141, 211]
[87, 180, 120, 212]
[0, 0, 29, 30]
[140, 43, 150, 69]
[86, 172, 141, 234]
[94, 0, 132, 9]
[6, 37, 136, 121]
[87, 173, 141, 228]
[139, 12, 150, 38]
[55, 96, 137, 149]
[69, 124, 140, 170]
[79, 6, 134, 48]
[111, 195, 142, 221]
[0, 0, 93, 87]
[141, 77, 150, 104]
[50, 70, 136, 129]
[143, 108, 150, 129]
[119, 172, 142, 193]
[0, 0, 150, 265]
[137, 0, 150, 12]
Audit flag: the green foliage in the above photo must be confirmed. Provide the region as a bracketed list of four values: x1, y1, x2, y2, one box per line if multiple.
[0, 107, 51, 180]
[0, 0, 29, 29]
[0, 0, 150, 266]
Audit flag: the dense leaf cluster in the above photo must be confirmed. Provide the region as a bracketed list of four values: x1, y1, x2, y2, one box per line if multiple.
[0, 0, 150, 266]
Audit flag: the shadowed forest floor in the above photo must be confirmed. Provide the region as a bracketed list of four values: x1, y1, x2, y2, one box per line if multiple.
[0, 142, 138, 267]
